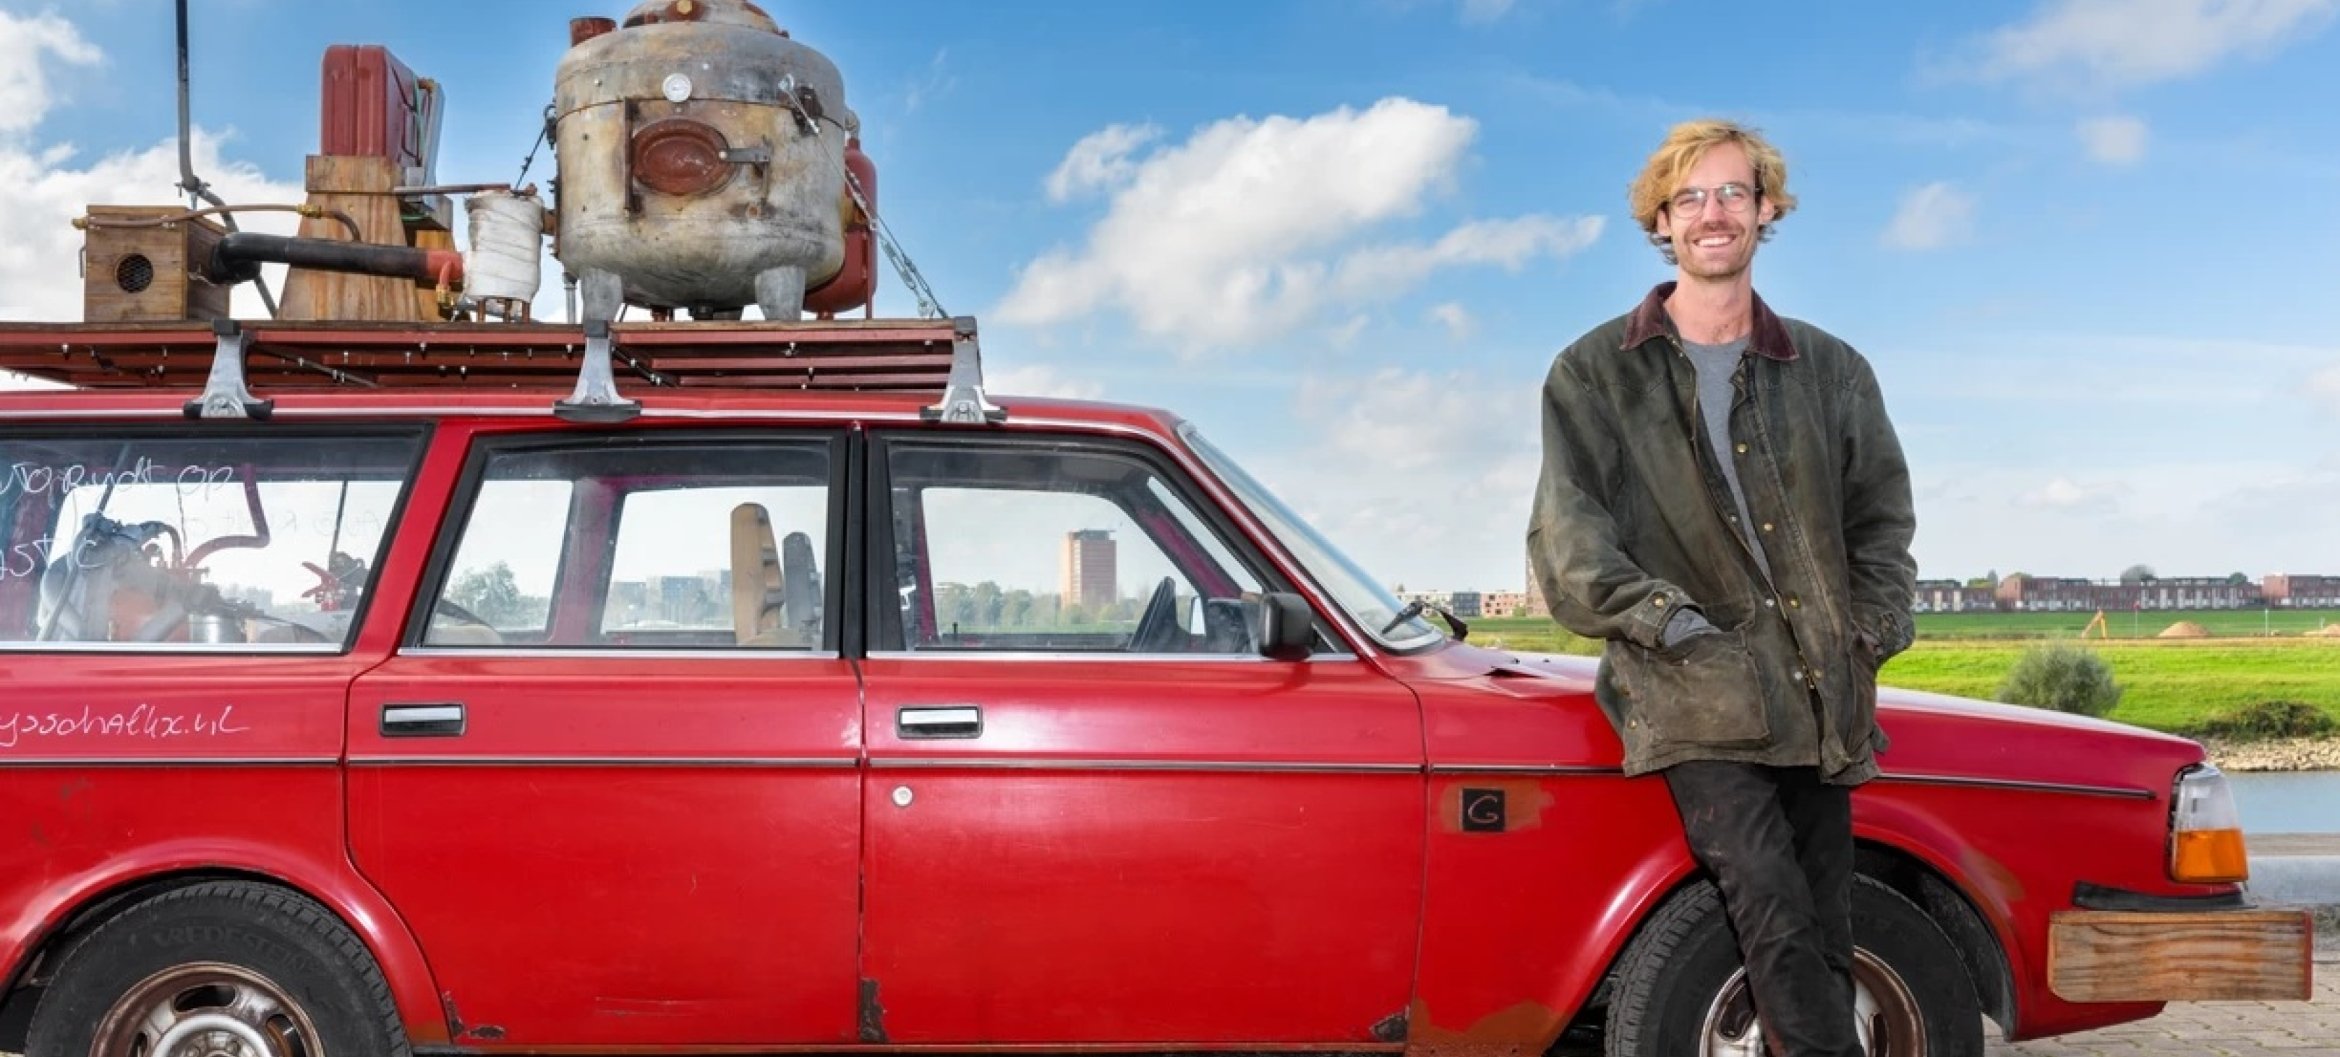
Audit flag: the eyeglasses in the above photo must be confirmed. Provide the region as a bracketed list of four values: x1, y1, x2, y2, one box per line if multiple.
[1669, 182, 1758, 216]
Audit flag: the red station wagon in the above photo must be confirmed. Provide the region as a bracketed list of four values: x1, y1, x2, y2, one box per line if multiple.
[0, 317, 2312, 1057]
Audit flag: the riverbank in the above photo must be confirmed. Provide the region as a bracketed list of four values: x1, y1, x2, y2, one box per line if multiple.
[2201, 735, 2340, 772]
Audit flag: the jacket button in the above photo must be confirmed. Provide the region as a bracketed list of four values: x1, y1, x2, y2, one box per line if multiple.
[1788, 597, 1801, 609]
[1734, 443, 1749, 455]
[1761, 522, 1775, 533]
[1652, 595, 1668, 607]
[1763, 598, 1776, 608]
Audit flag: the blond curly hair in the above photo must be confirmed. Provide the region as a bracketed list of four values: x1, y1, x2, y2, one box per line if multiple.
[1629, 119, 1797, 263]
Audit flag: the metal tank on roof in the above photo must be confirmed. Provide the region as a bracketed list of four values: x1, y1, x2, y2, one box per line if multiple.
[552, 0, 858, 320]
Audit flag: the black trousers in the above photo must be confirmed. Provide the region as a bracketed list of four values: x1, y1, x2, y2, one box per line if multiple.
[1663, 760, 1861, 1057]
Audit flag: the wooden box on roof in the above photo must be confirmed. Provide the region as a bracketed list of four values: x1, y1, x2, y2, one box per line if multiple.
[81, 207, 232, 324]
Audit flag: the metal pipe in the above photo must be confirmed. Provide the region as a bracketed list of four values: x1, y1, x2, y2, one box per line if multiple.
[77, 204, 362, 241]
[175, 0, 278, 317]
[388, 182, 517, 196]
[204, 233, 464, 287]
[175, 0, 202, 208]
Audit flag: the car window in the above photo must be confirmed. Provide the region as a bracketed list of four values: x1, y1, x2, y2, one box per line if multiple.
[885, 443, 1267, 654]
[0, 431, 421, 649]
[427, 439, 833, 650]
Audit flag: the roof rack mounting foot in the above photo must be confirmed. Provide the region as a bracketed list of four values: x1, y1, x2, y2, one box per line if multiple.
[556, 319, 643, 423]
[921, 316, 1004, 425]
[184, 319, 274, 420]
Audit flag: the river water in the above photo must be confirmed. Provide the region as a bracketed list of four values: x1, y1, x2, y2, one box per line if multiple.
[2225, 770, 2340, 834]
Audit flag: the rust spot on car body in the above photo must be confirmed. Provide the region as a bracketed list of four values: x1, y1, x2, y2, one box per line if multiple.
[1434, 779, 1557, 834]
[858, 977, 888, 1043]
[1403, 998, 1567, 1057]
[1960, 844, 2027, 905]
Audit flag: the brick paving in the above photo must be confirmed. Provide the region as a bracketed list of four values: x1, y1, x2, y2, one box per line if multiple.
[1988, 950, 2340, 1056]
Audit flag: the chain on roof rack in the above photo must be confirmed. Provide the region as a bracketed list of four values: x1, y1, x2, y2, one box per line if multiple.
[0, 316, 1003, 424]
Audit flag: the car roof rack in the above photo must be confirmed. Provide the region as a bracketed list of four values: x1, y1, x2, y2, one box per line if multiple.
[0, 315, 1005, 424]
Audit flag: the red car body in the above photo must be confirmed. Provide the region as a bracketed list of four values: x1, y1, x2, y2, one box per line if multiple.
[0, 332, 2310, 1055]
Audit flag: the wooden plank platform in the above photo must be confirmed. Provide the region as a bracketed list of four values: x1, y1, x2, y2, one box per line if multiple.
[2049, 908, 2314, 1002]
[0, 319, 964, 392]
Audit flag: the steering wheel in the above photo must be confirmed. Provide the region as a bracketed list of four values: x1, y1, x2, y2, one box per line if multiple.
[1128, 576, 1181, 653]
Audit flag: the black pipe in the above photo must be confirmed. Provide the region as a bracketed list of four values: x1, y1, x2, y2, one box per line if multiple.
[206, 233, 442, 286]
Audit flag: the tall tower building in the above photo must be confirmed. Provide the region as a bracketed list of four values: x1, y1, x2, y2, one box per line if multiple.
[1061, 530, 1118, 612]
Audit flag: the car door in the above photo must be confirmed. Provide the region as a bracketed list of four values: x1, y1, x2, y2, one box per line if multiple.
[346, 429, 863, 1047]
[855, 432, 1425, 1046]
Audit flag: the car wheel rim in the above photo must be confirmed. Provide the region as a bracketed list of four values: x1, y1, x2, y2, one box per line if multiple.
[92, 961, 325, 1057]
[1697, 947, 1926, 1057]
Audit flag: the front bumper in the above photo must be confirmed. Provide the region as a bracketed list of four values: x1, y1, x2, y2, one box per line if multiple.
[2048, 906, 2314, 1002]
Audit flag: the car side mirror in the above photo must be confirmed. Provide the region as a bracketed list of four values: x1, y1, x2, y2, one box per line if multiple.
[1254, 592, 1317, 660]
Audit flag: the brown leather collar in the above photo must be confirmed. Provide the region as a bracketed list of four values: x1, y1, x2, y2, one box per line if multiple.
[1621, 281, 1798, 361]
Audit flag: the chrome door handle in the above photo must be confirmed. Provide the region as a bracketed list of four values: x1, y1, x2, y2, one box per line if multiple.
[897, 705, 981, 739]
[381, 703, 466, 738]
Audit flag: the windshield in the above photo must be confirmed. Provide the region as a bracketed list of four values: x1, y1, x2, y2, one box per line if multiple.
[1179, 424, 1442, 651]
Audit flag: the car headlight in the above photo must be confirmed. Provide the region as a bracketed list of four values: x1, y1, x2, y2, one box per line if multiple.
[2169, 763, 2248, 884]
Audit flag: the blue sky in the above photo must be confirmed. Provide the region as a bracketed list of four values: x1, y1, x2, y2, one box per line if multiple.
[3, 0, 2336, 594]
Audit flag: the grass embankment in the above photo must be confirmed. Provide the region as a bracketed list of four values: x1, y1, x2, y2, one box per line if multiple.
[1469, 614, 2340, 735]
[1916, 608, 2340, 640]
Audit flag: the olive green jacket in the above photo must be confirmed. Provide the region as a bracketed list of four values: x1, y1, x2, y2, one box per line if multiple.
[1528, 283, 1917, 784]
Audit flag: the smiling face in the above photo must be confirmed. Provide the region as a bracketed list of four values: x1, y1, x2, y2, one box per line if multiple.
[1655, 141, 1778, 284]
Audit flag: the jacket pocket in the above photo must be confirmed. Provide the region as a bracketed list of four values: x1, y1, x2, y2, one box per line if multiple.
[1619, 630, 1772, 747]
[1845, 642, 1891, 755]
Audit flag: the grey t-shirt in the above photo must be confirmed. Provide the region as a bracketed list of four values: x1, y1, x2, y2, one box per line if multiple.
[1682, 337, 1773, 581]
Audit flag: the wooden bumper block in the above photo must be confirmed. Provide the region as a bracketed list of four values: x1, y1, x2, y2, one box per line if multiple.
[2048, 908, 2313, 1002]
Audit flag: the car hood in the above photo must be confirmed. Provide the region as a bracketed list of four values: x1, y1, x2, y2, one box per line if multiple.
[1457, 646, 2202, 789]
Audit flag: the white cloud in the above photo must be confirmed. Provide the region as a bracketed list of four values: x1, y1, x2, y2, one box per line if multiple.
[1000, 99, 1603, 352]
[989, 363, 1106, 401]
[2312, 365, 2340, 414]
[2076, 115, 2149, 165]
[0, 10, 100, 136]
[1240, 366, 1540, 590]
[1972, 0, 2338, 91]
[902, 48, 956, 114]
[1428, 302, 1474, 340]
[2016, 475, 2128, 511]
[0, 13, 304, 324]
[1043, 123, 1161, 203]
[1912, 459, 2339, 582]
[1460, 0, 1518, 23]
[1880, 182, 1977, 251]
[0, 131, 304, 321]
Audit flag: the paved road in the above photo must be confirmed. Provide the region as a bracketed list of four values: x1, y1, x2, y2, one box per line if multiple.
[1987, 948, 2339, 1057]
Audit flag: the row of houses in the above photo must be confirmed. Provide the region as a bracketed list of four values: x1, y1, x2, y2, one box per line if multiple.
[1901, 573, 2339, 613]
[1415, 568, 2340, 621]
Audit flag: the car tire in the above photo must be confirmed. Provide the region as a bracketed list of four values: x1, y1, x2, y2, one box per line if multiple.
[26, 880, 408, 1057]
[1604, 875, 1983, 1057]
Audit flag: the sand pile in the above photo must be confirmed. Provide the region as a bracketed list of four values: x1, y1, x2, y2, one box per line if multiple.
[2157, 621, 2210, 638]
[2307, 624, 2340, 638]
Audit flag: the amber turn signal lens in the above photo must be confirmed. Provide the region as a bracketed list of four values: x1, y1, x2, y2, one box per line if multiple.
[2171, 827, 2249, 884]
[2169, 764, 2249, 884]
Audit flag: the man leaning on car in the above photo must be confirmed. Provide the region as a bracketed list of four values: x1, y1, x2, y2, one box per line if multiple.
[1528, 118, 1918, 1057]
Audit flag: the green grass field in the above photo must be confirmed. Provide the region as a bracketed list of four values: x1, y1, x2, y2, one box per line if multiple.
[1467, 614, 2340, 734]
[1914, 608, 2340, 639]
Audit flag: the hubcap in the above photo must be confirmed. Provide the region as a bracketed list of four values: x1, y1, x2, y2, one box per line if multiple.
[93, 962, 325, 1057]
[1697, 947, 1926, 1057]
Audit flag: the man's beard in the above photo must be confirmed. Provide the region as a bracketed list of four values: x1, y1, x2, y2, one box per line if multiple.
[1677, 223, 1757, 281]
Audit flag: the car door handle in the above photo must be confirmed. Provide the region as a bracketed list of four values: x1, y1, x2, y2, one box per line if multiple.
[381, 703, 467, 738]
[897, 705, 982, 739]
